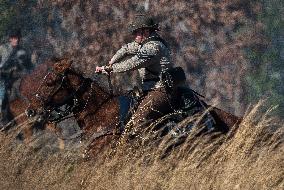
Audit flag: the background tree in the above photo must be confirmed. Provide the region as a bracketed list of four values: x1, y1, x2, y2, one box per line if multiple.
[245, 0, 284, 115]
[0, 1, 15, 41]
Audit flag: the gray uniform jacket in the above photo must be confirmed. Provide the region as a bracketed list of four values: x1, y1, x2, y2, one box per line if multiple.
[111, 33, 173, 91]
[0, 43, 30, 71]
[0, 43, 31, 100]
[0, 43, 13, 69]
[0, 43, 32, 72]
[0, 43, 14, 99]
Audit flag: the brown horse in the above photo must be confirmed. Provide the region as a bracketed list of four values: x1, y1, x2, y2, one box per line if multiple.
[1, 60, 54, 131]
[23, 58, 241, 157]
[25, 58, 120, 156]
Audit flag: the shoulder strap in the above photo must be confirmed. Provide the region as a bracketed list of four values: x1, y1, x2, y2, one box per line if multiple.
[145, 67, 159, 76]
[140, 36, 169, 78]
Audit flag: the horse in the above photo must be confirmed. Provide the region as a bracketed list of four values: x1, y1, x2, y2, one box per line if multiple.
[25, 58, 120, 156]
[0, 60, 54, 132]
[22, 58, 242, 157]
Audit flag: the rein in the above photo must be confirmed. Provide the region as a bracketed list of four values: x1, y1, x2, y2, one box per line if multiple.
[33, 71, 65, 107]
[82, 73, 115, 118]
[107, 74, 114, 96]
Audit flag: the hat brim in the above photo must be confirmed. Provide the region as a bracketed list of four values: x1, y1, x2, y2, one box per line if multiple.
[129, 24, 160, 34]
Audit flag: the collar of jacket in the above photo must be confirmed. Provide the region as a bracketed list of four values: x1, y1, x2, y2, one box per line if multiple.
[139, 32, 159, 44]
[140, 32, 169, 49]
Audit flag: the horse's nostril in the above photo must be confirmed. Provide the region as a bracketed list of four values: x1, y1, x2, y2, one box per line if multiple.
[25, 109, 35, 117]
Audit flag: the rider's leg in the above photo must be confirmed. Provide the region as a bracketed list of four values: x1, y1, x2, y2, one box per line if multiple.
[128, 88, 176, 131]
[0, 80, 6, 127]
[118, 95, 132, 132]
[0, 82, 14, 129]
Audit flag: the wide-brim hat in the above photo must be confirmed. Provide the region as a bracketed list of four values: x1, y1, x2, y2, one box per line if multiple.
[8, 28, 22, 38]
[128, 14, 159, 34]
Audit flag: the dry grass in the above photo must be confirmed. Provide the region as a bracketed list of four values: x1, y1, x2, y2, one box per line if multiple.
[0, 101, 283, 190]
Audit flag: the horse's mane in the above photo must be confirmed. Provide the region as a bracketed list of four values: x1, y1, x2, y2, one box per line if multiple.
[90, 73, 114, 95]
[53, 57, 115, 96]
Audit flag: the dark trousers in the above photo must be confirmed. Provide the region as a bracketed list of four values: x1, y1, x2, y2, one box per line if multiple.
[118, 95, 132, 125]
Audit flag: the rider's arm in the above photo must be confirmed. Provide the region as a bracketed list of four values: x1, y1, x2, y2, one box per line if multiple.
[16, 49, 33, 71]
[109, 41, 140, 65]
[110, 41, 160, 73]
[0, 44, 13, 69]
[0, 45, 6, 68]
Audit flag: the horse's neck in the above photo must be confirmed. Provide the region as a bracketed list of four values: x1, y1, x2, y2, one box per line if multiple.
[92, 82, 112, 104]
[78, 82, 119, 135]
[64, 69, 112, 104]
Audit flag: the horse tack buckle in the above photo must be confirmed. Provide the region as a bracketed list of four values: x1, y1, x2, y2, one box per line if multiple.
[132, 86, 143, 98]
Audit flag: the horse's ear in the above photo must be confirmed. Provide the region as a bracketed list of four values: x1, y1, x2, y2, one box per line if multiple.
[53, 58, 73, 74]
[66, 59, 73, 66]
[61, 58, 73, 67]
[51, 57, 62, 63]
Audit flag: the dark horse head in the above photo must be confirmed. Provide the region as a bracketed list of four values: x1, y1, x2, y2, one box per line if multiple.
[25, 58, 83, 127]
[23, 58, 120, 155]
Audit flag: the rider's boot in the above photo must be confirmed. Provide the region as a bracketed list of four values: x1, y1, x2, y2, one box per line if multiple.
[0, 100, 14, 132]
[0, 99, 4, 130]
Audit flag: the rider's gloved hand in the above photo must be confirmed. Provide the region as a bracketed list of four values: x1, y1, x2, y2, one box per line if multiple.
[95, 65, 113, 74]
[95, 66, 104, 73]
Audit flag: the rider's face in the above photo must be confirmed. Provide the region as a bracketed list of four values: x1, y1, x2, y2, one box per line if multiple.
[134, 29, 150, 43]
[9, 37, 19, 47]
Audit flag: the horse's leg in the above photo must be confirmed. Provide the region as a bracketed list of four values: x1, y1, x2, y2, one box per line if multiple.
[45, 122, 62, 134]
[78, 98, 120, 158]
[15, 119, 48, 142]
[86, 135, 119, 158]
[0, 95, 14, 126]
[15, 123, 34, 142]
[22, 127, 34, 142]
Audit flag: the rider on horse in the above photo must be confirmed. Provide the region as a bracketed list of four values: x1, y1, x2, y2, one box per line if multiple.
[0, 28, 33, 127]
[96, 14, 186, 130]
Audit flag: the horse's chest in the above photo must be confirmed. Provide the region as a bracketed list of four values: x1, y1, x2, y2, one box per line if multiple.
[67, 74, 82, 90]
[52, 89, 70, 102]
[83, 98, 120, 133]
